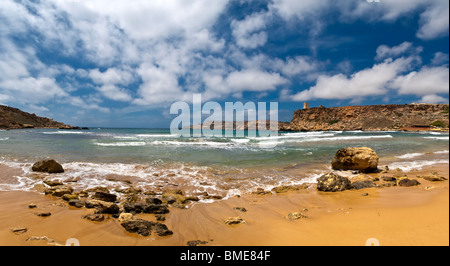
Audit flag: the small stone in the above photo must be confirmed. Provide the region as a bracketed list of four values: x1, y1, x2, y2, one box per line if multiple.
[287, 212, 308, 221]
[35, 212, 51, 217]
[233, 207, 247, 212]
[155, 214, 166, 221]
[361, 193, 369, 196]
[187, 240, 208, 246]
[419, 175, 448, 182]
[224, 217, 245, 225]
[28, 203, 37, 209]
[82, 213, 106, 222]
[11, 227, 27, 235]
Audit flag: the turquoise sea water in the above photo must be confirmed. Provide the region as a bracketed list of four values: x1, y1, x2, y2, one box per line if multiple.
[0, 128, 448, 199]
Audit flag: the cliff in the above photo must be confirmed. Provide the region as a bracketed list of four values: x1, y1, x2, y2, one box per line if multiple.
[0, 105, 75, 130]
[280, 104, 449, 132]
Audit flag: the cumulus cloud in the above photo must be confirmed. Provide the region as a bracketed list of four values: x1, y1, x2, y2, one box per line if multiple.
[419, 94, 449, 104]
[375, 42, 422, 61]
[392, 66, 450, 96]
[231, 12, 269, 49]
[293, 57, 416, 101]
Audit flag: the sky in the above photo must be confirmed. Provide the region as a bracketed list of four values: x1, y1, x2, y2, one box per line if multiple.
[0, 0, 449, 128]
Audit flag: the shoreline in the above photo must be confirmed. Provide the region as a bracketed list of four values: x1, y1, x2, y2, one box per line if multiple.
[0, 163, 448, 246]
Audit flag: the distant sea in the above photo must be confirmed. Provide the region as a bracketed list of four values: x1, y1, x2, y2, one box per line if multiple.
[0, 128, 448, 201]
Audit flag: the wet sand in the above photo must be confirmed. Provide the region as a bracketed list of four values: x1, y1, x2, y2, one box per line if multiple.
[0, 164, 448, 246]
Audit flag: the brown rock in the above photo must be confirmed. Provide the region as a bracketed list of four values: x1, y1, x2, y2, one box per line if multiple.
[398, 178, 421, 187]
[32, 159, 64, 174]
[317, 173, 353, 192]
[331, 147, 379, 173]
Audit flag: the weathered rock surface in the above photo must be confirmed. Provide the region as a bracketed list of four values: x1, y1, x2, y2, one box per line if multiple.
[317, 173, 353, 192]
[332, 147, 379, 173]
[398, 178, 421, 187]
[121, 219, 173, 237]
[32, 159, 64, 174]
[352, 180, 378, 190]
[281, 104, 449, 132]
[224, 217, 245, 225]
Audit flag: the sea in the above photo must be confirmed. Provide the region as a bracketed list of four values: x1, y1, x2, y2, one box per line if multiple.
[0, 128, 448, 202]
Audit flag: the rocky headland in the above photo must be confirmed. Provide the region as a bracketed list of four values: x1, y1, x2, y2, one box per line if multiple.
[0, 105, 81, 130]
[280, 103, 449, 132]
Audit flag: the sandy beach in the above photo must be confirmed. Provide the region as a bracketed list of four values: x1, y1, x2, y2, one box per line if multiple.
[0, 163, 448, 247]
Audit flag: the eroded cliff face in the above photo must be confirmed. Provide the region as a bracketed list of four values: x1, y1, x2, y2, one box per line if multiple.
[281, 104, 449, 131]
[0, 105, 71, 129]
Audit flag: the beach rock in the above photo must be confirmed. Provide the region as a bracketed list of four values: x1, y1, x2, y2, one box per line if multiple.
[352, 181, 378, 190]
[68, 199, 85, 208]
[123, 202, 170, 214]
[398, 178, 421, 187]
[92, 191, 117, 202]
[34, 212, 52, 217]
[317, 173, 353, 192]
[146, 198, 163, 205]
[224, 217, 245, 225]
[11, 227, 28, 235]
[82, 213, 106, 222]
[252, 188, 271, 196]
[419, 175, 448, 182]
[271, 185, 299, 194]
[155, 214, 166, 221]
[62, 194, 79, 201]
[85, 199, 120, 214]
[187, 240, 209, 246]
[43, 180, 64, 187]
[118, 213, 134, 223]
[45, 185, 74, 197]
[287, 212, 308, 221]
[120, 219, 173, 237]
[233, 207, 247, 213]
[32, 159, 64, 174]
[331, 147, 379, 173]
[28, 203, 37, 209]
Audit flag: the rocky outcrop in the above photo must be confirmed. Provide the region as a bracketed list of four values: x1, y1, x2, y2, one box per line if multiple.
[281, 104, 449, 131]
[32, 159, 65, 174]
[331, 147, 379, 173]
[0, 105, 77, 130]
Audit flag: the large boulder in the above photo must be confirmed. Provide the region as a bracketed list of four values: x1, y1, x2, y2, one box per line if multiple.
[32, 159, 64, 174]
[331, 147, 379, 173]
[317, 173, 353, 192]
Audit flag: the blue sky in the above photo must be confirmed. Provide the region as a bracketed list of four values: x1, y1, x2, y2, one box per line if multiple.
[0, 0, 449, 128]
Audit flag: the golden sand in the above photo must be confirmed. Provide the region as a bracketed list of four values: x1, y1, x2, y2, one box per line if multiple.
[0, 164, 448, 246]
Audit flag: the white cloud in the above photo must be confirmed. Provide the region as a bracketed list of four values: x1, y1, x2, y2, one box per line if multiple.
[419, 94, 449, 104]
[226, 69, 288, 92]
[231, 12, 269, 49]
[375, 42, 422, 61]
[416, 0, 449, 40]
[133, 63, 183, 105]
[293, 57, 416, 101]
[392, 66, 449, 96]
[431, 52, 449, 66]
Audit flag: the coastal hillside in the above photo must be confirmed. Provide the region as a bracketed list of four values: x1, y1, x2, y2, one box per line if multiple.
[280, 104, 449, 132]
[0, 105, 73, 129]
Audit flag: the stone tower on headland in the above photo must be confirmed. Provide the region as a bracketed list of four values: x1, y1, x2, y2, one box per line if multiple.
[303, 102, 310, 110]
